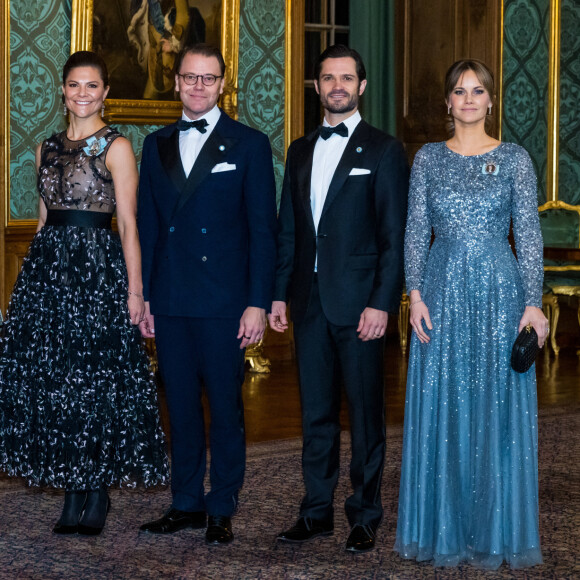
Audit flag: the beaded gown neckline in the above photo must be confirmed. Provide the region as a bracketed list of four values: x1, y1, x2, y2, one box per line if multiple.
[443, 140, 503, 158]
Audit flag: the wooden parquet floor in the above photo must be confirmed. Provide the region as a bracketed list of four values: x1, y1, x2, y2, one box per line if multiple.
[158, 323, 580, 444]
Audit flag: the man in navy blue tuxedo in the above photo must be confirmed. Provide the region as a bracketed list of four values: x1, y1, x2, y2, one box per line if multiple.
[138, 44, 277, 544]
[269, 45, 409, 552]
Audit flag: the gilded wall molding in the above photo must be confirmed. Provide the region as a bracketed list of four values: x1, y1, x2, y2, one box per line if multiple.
[1, 0, 8, 301]
[1, 0, 8, 229]
[284, 0, 292, 153]
[547, 0, 561, 202]
[221, 0, 239, 117]
[284, 0, 304, 152]
[498, 0, 504, 141]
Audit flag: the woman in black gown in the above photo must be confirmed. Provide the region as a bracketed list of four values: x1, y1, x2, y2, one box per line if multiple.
[0, 51, 168, 535]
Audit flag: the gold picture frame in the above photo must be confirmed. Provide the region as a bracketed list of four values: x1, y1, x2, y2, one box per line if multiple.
[70, 0, 239, 124]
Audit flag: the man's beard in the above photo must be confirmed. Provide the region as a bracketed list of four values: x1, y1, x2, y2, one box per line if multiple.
[320, 91, 359, 115]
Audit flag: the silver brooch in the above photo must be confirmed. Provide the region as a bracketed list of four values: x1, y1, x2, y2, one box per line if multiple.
[356, 147, 362, 153]
[482, 162, 499, 176]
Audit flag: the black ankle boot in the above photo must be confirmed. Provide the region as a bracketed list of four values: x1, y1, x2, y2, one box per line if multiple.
[53, 491, 88, 534]
[78, 487, 110, 536]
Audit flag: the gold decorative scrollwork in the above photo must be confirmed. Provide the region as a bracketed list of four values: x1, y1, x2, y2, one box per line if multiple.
[245, 338, 272, 374]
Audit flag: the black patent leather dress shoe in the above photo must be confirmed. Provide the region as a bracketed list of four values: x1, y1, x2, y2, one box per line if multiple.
[140, 508, 207, 534]
[205, 515, 234, 545]
[345, 524, 376, 553]
[277, 517, 334, 543]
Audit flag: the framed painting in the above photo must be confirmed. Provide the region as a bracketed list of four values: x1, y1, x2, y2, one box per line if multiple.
[70, 0, 239, 123]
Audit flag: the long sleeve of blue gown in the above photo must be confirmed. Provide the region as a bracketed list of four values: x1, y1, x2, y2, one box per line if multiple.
[511, 147, 543, 308]
[404, 146, 432, 294]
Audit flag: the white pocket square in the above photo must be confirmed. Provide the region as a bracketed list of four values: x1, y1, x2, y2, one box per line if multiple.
[349, 167, 371, 176]
[211, 162, 237, 173]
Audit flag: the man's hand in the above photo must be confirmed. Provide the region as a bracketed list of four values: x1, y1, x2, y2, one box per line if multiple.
[139, 301, 155, 338]
[357, 307, 388, 341]
[268, 301, 289, 333]
[238, 306, 267, 349]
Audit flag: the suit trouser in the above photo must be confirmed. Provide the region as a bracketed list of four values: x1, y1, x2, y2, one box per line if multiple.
[155, 315, 246, 517]
[294, 277, 386, 529]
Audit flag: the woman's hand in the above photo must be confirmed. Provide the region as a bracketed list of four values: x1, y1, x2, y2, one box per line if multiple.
[128, 292, 145, 326]
[518, 306, 549, 348]
[409, 290, 433, 344]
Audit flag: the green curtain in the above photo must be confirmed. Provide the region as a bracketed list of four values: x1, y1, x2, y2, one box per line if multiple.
[349, 0, 396, 135]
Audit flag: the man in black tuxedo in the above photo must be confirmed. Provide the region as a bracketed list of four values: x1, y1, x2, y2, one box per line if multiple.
[269, 45, 408, 552]
[138, 44, 277, 544]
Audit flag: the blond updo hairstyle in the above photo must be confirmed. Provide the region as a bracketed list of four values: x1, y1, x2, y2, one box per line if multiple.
[445, 59, 495, 137]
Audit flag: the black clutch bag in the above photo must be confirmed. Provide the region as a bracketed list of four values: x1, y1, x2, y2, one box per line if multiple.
[511, 324, 539, 373]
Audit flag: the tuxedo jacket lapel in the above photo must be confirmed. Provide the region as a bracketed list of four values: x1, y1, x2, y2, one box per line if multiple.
[158, 127, 186, 191]
[174, 130, 224, 216]
[320, 121, 371, 220]
[156, 117, 240, 218]
[296, 131, 318, 233]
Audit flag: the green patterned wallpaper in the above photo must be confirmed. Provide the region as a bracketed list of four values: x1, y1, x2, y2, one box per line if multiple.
[237, 0, 286, 201]
[9, 0, 285, 220]
[559, 0, 580, 206]
[502, 0, 550, 204]
[10, 0, 70, 219]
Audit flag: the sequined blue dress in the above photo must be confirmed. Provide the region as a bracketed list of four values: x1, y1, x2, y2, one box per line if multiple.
[394, 142, 543, 569]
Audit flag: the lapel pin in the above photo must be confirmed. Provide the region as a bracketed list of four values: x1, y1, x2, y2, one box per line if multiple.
[219, 145, 225, 151]
[356, 147, 362, 153]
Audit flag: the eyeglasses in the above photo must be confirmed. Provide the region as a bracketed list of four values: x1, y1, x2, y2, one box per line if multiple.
[177, 73, 223, 86]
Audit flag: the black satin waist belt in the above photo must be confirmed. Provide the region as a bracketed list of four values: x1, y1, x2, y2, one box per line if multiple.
[45, 210, 113, 229]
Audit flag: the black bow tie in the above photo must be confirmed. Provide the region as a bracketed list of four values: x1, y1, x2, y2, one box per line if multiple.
[177, 118, 209, 133]
[319, 122, 348, 140]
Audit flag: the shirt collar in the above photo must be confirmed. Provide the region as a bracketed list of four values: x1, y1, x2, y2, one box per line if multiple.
[181, 105, 221, 129]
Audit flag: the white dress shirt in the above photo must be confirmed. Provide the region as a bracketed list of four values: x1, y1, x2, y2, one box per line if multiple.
[310, 111, 361, 231]
[179, 105, 222, 177]
[310, 111, 361, 270]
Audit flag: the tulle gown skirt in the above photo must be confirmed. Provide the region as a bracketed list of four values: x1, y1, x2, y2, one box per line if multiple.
[0, 225, 169, 490]
[394, 235, 542, 569]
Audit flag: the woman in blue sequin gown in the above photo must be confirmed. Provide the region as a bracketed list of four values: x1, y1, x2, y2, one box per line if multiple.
[0, 52, 168, 535]
[394, 60, 548, 569]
